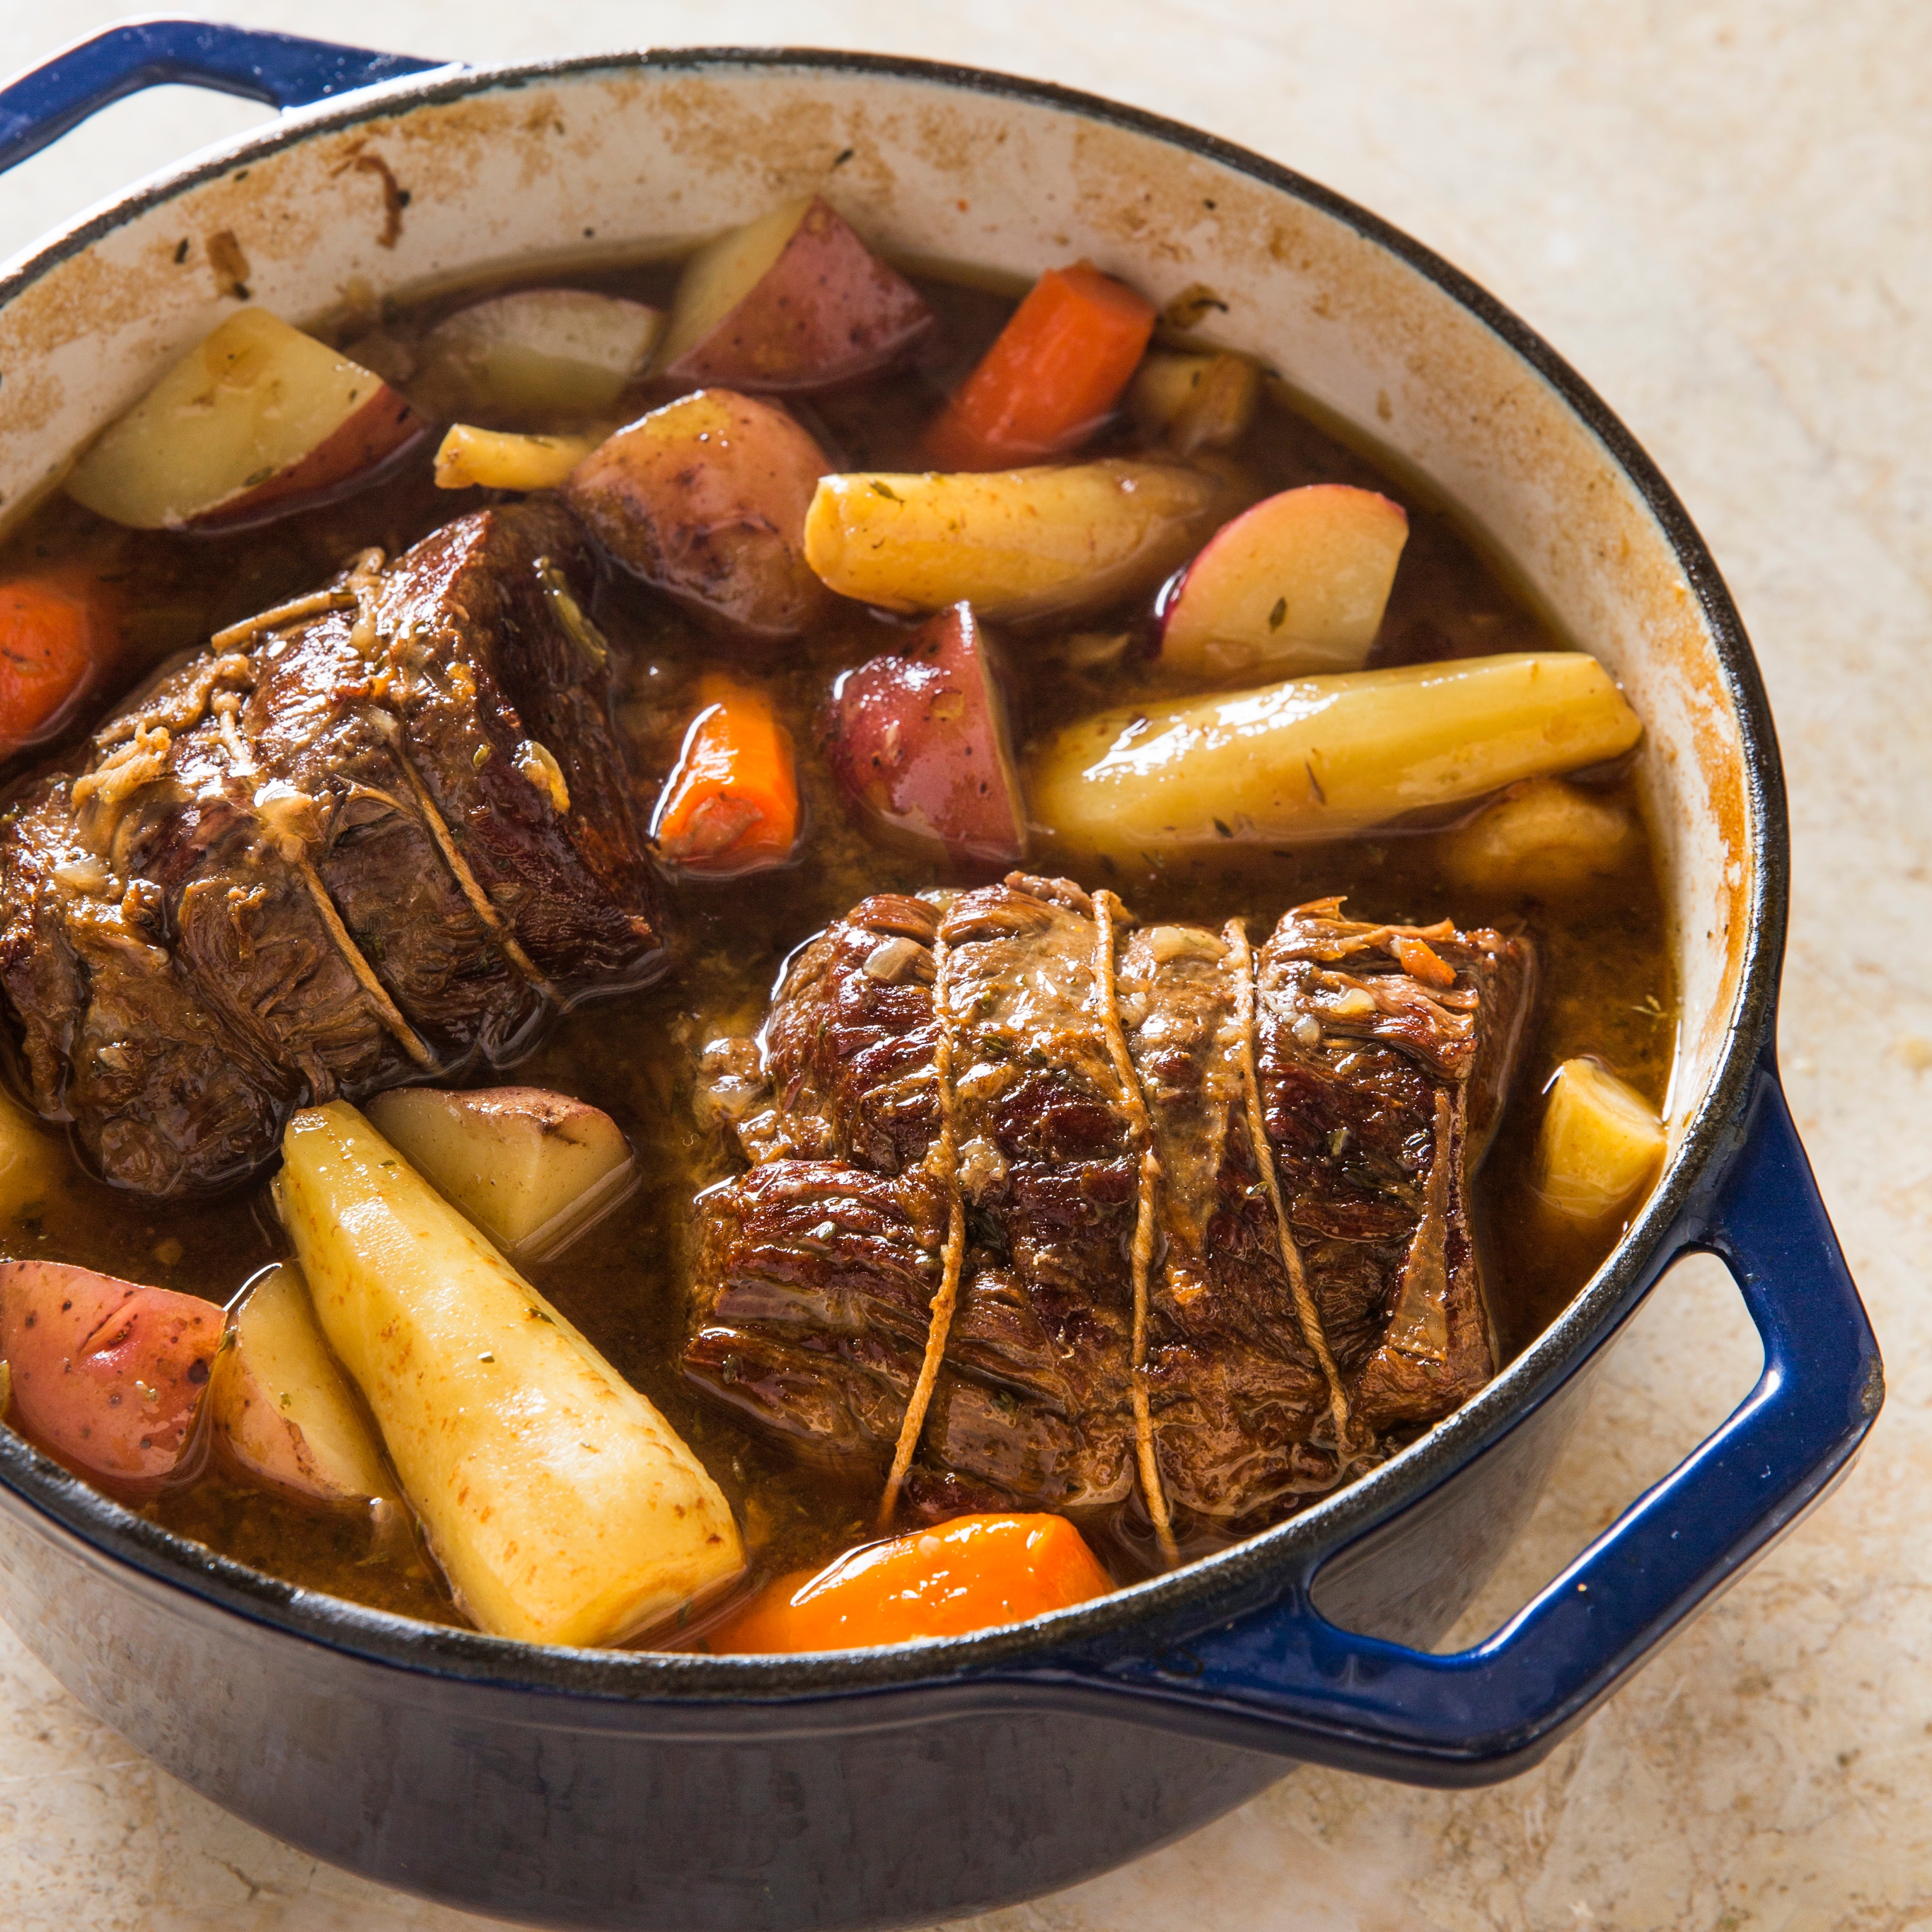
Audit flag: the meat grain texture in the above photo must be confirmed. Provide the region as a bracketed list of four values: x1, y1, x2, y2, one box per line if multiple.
[688, 874, 1532, 1538]
[0, 503, 662, 1196]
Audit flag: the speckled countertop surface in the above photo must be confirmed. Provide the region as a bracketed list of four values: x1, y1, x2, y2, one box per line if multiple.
[1, 4, 1927, 1928]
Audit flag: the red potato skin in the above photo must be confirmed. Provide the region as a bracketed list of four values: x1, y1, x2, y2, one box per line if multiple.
[187, 387, 427, 535]
[661, 198, 937, 394]
[1155, 482, 1408, 674]
[825, 603, 1027, 865]
[0, 1260, 221, 1482]
[564, 390, 833, 642]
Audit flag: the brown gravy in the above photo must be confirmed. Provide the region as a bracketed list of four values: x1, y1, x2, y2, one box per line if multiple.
[0, 262, 1674, 1629]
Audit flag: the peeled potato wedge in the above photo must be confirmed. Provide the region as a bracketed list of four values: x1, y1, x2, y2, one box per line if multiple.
[1029, 651, 1643, 856]
[364, 1086, 633, 1259]
[1440, 776, 1639, 896]
[564, 391, 831, 640]
[279, 1102, 743, 1646]
[656, 196, 935, 393]
[1534, 1058, 1667, 1225]
[0, 1261, 221, 1482]
[208, 1262, 398, 1507]
[66, 308, 423, 532]
[804, 459, 1232, 624]
[0, 1090, 65, 1227]
[412, 289, 663, 426]
[1157, 483, 1409, 678]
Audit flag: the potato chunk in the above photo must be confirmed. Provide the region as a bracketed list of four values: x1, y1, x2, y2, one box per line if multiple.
[1440, 776, 1638, 896]
[0, 1092, 64, 1225]
[208, 1262, 398, 1507]
[0, 1261, 221, 1482]
[1157, 484, 1408, 678]
[656, 196, 935, 393]
[363, 1087, 633, 1259]
[1128, 350, 1262, 455]
[412, 289, 664, 425]
[825, 603, 1027, 864]
[1029, 652, 1642, 856]
[279, 1103, 743, 1645]
[65, 308, 422, 531]
[803, 459, 1229, 624]
[1534, 1058, 1667, 1225]
[564, 391, 831, 641]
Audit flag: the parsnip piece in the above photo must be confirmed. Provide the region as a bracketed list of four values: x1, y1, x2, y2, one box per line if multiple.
[1441, 776, 1638, 896]
[1029, 652, 1642, 855]
[804, 459, 1229, 623]
[364, 1087, 633, 1259]
[279, 1103, 743, 1645]
[1534, 1058, 1667, 1224]
[208, 1262, 398, 1506]
[434, 424, 602, 492]
[1129, 351, 1262, 454]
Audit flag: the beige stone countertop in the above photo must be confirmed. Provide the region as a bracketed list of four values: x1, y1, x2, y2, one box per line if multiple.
[1, 4, 1927, 1928]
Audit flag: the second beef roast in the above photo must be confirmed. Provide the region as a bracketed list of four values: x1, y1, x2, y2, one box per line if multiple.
[688, 875, 1532, 1533]
[0, 502, 662, 1195]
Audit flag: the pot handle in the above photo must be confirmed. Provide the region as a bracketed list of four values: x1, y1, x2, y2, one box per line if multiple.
[1043, 1063, 1880, 1783]
[0, 19, 449, 175]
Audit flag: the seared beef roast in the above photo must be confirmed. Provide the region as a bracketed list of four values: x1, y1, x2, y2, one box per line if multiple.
[0, 502, 662, 1196]
[686, 874, 1531, 1535]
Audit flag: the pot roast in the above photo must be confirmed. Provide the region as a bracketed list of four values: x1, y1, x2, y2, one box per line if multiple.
[0, 502, 662, 1196]
[687, 874, 1533, 1537]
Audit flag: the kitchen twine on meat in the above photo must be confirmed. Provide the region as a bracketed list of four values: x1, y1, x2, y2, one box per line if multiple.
[1224, 920, 1360, 1464]
[878, 920, 968, 1529]
[204, 550, 555, 1024]
[1092, 889, 1180, 1569]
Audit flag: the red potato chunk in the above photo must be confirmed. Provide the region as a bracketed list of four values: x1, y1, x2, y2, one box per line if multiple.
[826, 603, 1027, 865]
[64, 308, 424, 533]
[656, 196, 936, 394]
[0, 1261, 221, 1481]
[563, 391, 833, 642]
[1158, 482, 1408, 678]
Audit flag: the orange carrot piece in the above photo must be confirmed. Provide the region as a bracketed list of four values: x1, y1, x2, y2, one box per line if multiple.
[651, 674, 799, 875]
[707, 1512, 1114, 1654]
[925, 262, 1157, 470]
[0, 572, 105, 749]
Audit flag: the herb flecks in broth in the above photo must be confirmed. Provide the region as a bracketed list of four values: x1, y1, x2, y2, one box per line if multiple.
[0, 244, 1671, 1633]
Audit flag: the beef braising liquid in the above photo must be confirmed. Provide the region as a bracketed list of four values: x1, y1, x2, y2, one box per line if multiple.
[0, 261, 1673, 1628]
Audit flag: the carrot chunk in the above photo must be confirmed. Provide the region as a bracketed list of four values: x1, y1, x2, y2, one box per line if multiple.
[650, 675, 799, 875]
[707, 1512, 1114, 1653]
[0, 572, 106, 749]
[925, 262, 1157, 470]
